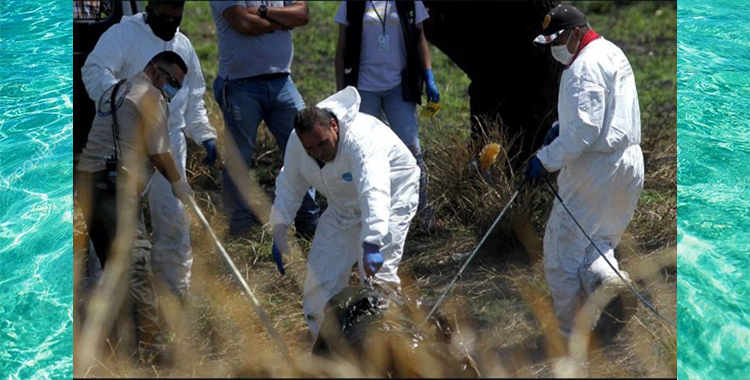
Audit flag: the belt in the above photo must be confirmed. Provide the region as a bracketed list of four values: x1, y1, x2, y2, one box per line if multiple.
[230, 72, 289, 83]
[221, 72, 290, 112]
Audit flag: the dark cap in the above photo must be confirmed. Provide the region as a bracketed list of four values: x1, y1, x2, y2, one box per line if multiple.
[533, 5, 587, 45]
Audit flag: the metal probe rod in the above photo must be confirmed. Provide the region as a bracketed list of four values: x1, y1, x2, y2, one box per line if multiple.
[422, 179, 527, 325]
[185, 196, 291, 358]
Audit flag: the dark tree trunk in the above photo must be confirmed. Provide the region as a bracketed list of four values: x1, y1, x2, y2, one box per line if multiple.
[423, 1, 563, 166]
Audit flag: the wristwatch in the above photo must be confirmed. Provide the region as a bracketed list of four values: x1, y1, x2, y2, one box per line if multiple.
[258, 4, 268, 19]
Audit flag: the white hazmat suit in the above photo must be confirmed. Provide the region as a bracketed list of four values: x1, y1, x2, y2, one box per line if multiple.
[82, 14, 216, 294]
[536, 37, 644, 336]
[270, 87, 420, 337]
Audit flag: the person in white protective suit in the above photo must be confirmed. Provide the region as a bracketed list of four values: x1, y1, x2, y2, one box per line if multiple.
[527, 5, 644, 339]
[82, 1, 217, 298]
[269, 86, 420, 338]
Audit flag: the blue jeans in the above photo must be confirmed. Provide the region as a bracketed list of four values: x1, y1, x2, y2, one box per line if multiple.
[214, 75, 320, 234]
[359, 83, 429, 214]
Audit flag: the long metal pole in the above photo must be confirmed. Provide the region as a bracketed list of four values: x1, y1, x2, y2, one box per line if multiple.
[185, 197, 291, 358]
[422, 179, 527, 325]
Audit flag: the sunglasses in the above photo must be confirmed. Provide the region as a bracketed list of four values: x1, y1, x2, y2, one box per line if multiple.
[150, 61, 182, 90]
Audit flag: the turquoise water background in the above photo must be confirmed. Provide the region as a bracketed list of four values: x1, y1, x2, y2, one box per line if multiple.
[678, 0, 750, 378]
[0, 0, 73, 378]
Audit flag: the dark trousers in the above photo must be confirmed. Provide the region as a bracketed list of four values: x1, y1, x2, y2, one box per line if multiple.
[75, 170, 160, 352]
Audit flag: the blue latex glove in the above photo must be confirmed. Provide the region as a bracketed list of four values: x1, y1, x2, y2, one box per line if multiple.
[271, 243, 286, 275]
[362, 243, 384, 278]
[202, 138, 218, 167]
[424, 68, 440, 103]
[524, 156, 548, 181]
[543, 121, 560, 146]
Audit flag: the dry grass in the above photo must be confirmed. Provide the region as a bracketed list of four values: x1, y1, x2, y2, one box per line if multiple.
[74, 106, 676, 377]
[74, 19, 676, 376]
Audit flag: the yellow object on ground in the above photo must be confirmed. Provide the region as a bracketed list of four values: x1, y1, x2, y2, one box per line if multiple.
[479, 143, 501, 171]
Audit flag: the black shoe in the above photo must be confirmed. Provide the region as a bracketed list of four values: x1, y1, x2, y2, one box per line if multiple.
[227, 213, 259, 238]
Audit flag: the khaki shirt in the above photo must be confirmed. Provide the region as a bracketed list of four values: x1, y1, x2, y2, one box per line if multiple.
[78, 72, 171, 185]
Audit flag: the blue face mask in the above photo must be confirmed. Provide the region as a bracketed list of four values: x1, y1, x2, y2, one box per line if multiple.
[150, 61, 181, 102]
[162, 83, 179, 101]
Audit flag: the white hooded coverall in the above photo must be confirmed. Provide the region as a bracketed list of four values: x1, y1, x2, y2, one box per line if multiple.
[270, 87, 420, 337]
[536, 37, 644, 336]
[82, 14, 217, 293]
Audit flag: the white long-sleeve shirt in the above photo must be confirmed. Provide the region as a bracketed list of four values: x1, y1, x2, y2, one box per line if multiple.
[82, 13, 216, 144]
[538, 37, 641, 172]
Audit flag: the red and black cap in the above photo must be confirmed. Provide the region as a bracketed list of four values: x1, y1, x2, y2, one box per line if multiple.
[533, 5, 587, 45]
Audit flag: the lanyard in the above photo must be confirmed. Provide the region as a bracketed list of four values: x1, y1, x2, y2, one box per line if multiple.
[370, 1, 387, 35]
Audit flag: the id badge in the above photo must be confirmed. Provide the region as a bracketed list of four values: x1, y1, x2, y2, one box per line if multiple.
[378, 34, 391, 53]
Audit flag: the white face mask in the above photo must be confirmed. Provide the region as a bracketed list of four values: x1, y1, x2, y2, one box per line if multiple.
[551, 31, 580, 65]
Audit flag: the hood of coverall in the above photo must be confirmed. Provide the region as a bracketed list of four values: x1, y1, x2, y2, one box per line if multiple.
[315, 86, 361, 137]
